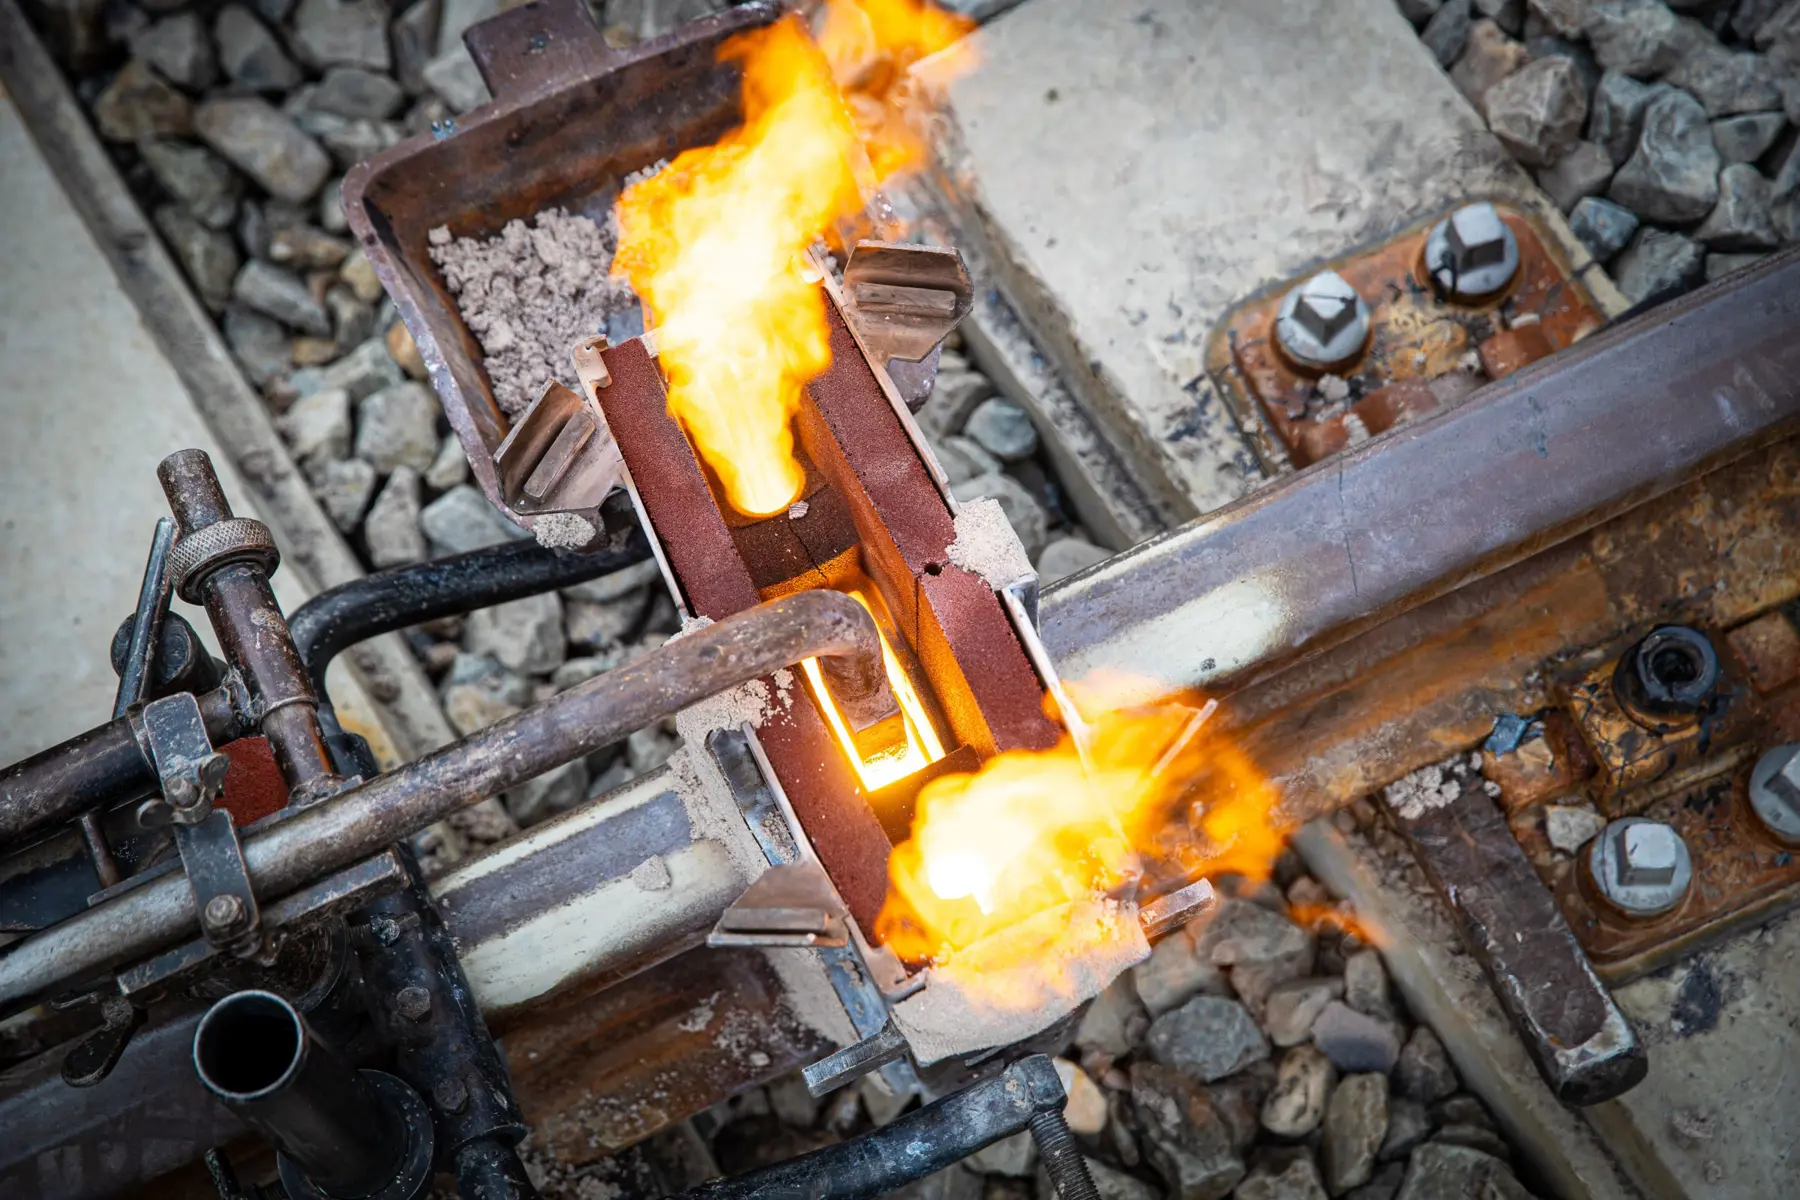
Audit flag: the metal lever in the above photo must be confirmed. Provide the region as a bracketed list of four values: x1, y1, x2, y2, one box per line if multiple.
[1383, 762, 1648, 1104]
[140, 692, 262, 957]
[59, 993, 147, 1088]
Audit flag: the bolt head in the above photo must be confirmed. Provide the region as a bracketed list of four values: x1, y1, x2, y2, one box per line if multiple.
[1621, 626, 1719, 721]
[393, 984, 432, 1022]
[165, 776, 199, 809]
[1614, 822, 1679, 887]
[1275, 270, 1371, 368]
[1589, 817, 1691, 917]
[1748, 744, 1800, 843]
[203, 894, 246, 932]
[1426, 203, 1521, 300]
[433, 1077, 469, 1113]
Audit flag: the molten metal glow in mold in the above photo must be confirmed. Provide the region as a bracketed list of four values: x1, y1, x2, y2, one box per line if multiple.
[610, 2, 974, 517]
[802, 589, 945, 791]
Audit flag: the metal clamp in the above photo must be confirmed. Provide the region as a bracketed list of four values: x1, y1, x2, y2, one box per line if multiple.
[708, 860, 848, 950]
[167, 517, 280, 604]
[140, 692, 263, 957]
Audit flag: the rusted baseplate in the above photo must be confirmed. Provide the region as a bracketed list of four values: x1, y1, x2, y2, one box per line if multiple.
[1206, 204, 1605, 471]
[1180, 434, 1800, 988]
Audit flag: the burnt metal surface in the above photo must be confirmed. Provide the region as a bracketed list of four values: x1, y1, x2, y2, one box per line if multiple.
[1209, 204, 1605, 471]
[0, 591, 894, 1012]
[342, 0, 781, 536]
[1385, 773, 1646, 1105]
[500, 944, 833, 1165]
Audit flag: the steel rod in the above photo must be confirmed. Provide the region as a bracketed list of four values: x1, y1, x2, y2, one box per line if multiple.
[158, 451, 338, 796]
[0, 688, 244, 847]
[680, 1055, 1066, 1200]
[0, 590, 888, 1011]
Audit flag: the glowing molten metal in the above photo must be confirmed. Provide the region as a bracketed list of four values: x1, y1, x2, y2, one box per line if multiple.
[610, 1, 973, 517]
[801, 588, 945, 791]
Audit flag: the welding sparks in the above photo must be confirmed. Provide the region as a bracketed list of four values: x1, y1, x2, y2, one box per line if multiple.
[610, 1, 974, 517]
[876, 680, 1289, 997]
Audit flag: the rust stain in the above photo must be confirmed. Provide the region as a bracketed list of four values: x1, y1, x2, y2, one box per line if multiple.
[1206, 206, 1606, 471]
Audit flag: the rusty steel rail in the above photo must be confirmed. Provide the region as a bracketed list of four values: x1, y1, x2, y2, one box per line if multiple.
[0, 591, 889, 1013]
[1043, 246, 1800, 703]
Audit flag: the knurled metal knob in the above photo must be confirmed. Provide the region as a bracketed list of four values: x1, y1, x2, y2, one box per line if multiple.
[167, 517, 280, 603]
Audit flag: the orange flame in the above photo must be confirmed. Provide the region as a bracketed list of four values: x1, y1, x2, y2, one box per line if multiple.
[876, 683, 1288, 986]
[610, 2, 974, 517]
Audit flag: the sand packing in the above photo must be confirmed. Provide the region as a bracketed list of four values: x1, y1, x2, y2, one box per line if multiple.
[428, 208, 640, 416]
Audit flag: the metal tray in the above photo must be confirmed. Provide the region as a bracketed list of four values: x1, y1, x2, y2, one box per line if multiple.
[343, 0, 780, 538]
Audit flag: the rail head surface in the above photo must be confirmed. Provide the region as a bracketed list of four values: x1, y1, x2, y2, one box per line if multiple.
[1041, 245, 1800, 710]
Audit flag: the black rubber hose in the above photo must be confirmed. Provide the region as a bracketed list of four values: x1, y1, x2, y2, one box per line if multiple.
[287, 532, 652, 696]
[678, 1056, 1068, 1200]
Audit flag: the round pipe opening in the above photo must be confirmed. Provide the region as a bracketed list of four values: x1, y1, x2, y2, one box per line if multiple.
[194, 990, 304, 1101]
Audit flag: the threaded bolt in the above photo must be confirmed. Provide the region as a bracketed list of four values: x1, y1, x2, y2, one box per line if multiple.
[1028, 1109, 1099, 1200]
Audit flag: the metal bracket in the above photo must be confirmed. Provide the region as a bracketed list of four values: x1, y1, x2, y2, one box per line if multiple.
[709, 861, 848, 949]
[706, 726, 920, 1097]
[801, 1021, 909, 1097]
[59, 993, 146, 1088]
[141, 692, 263, 957]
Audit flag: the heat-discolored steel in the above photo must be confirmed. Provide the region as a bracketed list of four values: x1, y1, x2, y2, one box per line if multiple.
[1207, 204, 1606, 470]
[341, 0, 782, 537]
[499, 945, 832, 1164]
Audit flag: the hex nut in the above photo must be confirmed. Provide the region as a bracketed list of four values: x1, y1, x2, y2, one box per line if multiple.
[1425, 203, 1521, 301]
[1274, 270, 1372, 369]
[1615, 625, 1720, 726]
[203, 894, 246, 932]
[433, 1076, 469, 1113]
[393, 984, 432, 1022]
[1748, 744, 1800, 845]
[1588, 817, 1692, 917]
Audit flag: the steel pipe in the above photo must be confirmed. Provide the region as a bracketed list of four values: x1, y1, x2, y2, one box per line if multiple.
[0, 590, 888, 1011]
[158, 450, 338, 795]
[0, 686, 244, 846]
[193, 991, 405, 1198]
[1042, 248, 1800, 703]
